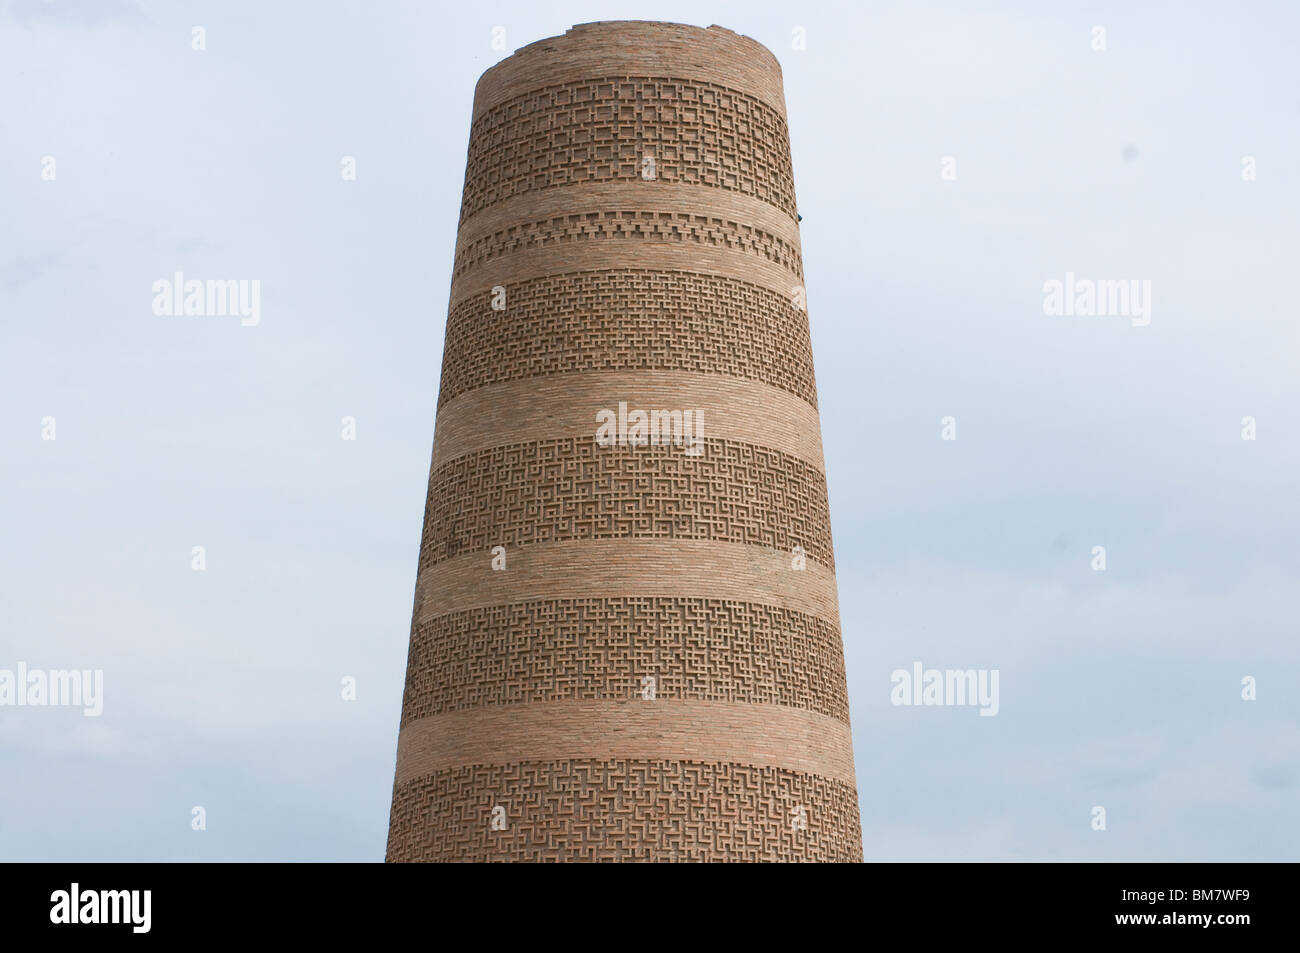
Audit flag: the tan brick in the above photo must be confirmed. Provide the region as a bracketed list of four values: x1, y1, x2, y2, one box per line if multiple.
[387, 20, 860, 863]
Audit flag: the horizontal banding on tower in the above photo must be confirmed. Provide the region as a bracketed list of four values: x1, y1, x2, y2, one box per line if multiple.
[411, 539, 842, 626]
[453, 184, 802, 267]
[430, 372, 825, 470]
[388, 20, 860, 862]
[437, 271, 820, 410]
[387, 760, 862, 863]
[450, 206, 804, 298]
[394, 701, 856, 786]
[460, 76, 798, 225]
[399, 596, 850, 724]
[453, 243, 802, 313]
[416, 436, 836, 569]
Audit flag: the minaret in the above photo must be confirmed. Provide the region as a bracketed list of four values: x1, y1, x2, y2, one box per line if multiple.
[386, 21, 861, 862]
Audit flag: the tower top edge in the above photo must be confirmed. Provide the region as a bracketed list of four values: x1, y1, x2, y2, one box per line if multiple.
[471, 21, 787, 121]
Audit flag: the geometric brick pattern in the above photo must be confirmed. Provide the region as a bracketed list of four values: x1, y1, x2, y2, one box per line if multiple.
[418, 437, 835, 569]
[460, 77, 798, 224]
[438, 270, 818, 408]
[399, 598, 850, 724]
[452, 208, 804, 282]
[388, 21, 861, 862]
[387, 760, 862, 862]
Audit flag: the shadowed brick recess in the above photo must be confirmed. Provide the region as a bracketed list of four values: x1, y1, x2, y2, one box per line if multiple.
[387, 20, 861, 863]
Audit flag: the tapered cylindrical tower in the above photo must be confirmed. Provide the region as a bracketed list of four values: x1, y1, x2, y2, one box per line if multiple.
[386, 21, 861, 862]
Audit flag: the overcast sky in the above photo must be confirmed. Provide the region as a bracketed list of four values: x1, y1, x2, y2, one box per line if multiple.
[2, 0, 1297, 861]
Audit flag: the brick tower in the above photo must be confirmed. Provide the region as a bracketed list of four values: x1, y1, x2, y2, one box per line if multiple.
[386, 21, 861, 862]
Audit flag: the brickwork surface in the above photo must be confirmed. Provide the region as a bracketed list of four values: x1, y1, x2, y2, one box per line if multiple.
[438, 270, 818, 408]
[388, 760, 862, 862]
[387, 21, 862, 862]
[399, 598, 850, 723]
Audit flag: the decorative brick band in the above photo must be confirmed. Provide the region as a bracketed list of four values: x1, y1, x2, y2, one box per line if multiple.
[399, 597, 850, 725]
[437, 270, 817, 409]
[451, 208, 803, 283]
[417, 436, 835, 568]
[394, 700, 856, 786]
[460, 75, 797, 224]
[412, 538, 842, 627]
[386, 759, 862, 862]
[450, 244, 802, 308]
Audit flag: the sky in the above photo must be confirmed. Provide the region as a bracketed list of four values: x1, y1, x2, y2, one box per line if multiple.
[1, 0, 1297, 861]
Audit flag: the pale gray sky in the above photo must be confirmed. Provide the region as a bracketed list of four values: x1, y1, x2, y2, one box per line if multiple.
[2, 0, 1297, 860]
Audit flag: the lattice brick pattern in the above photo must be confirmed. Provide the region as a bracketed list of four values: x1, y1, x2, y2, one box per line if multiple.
[418, 437, 835, 568]
[399, 597, 849, 725]
[452, 209, 803, 281]
[386, 759, 862, 862]
[460, 76, 798, 224]
[437, 269, 817, 409]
